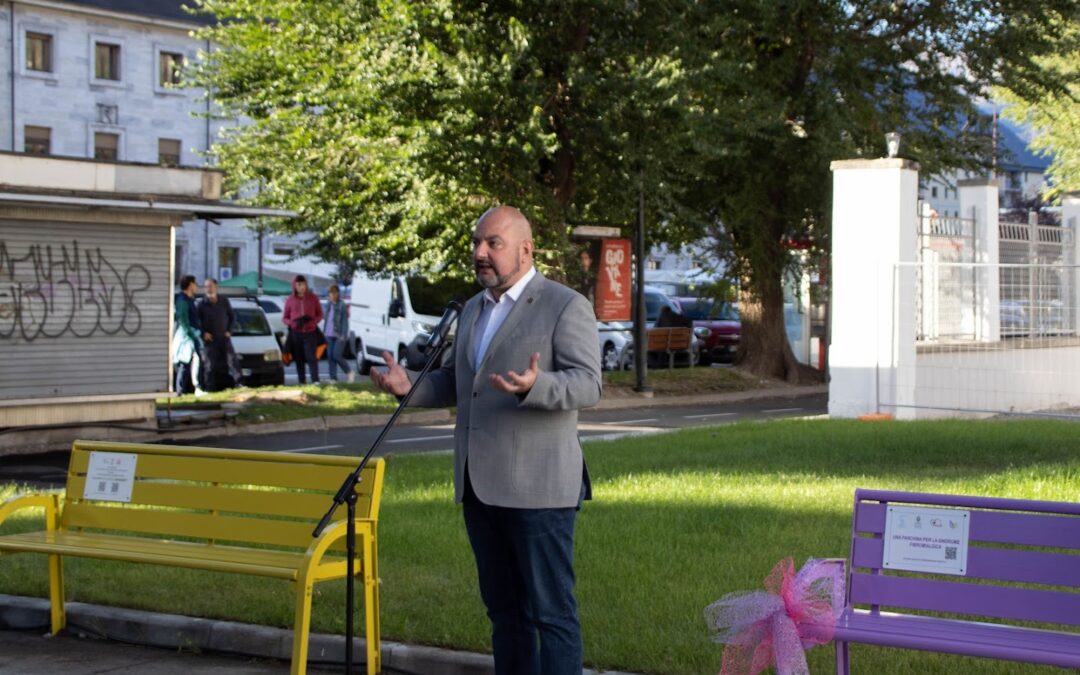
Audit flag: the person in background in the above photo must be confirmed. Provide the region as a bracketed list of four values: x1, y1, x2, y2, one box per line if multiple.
[196, 278, 241, 390]
[323, 284, 353, 383]
[282, 274, 323, 384]
[171, 275, 202, 394]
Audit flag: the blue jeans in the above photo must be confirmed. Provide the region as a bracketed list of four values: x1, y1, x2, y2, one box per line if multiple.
[326, 336, 350, 380]
[462, 478, 582, 675]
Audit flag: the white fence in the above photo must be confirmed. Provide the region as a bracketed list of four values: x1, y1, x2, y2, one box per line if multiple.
[891, 261, 1080, 418]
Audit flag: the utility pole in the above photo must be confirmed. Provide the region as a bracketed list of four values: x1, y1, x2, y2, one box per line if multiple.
[634, 176, 650, 393]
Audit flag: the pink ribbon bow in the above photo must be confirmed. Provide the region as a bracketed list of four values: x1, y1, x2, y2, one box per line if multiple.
[705, 557, 844, 675]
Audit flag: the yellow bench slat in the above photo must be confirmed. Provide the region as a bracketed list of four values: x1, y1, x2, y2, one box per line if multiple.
[70, 449, 380, 495]
[62, 502, 321, 549]
[0, 531, 315, 578]
[64, 477, 373, 521]
[71, 441, 362, 467]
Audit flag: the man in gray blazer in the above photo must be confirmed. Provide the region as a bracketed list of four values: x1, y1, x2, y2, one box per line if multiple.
[371, 205, 602, 675]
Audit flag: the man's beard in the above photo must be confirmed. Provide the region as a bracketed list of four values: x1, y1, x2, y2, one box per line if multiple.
[475, 259, 520, 289]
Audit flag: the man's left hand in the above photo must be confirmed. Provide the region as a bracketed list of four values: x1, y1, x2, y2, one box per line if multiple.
[489, 352, 540, 395]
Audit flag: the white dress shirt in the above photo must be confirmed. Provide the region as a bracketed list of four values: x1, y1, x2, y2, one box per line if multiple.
[472, 266, 537, 364]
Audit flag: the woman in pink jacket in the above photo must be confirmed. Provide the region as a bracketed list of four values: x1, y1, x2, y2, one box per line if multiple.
[282, 275, 324, 384]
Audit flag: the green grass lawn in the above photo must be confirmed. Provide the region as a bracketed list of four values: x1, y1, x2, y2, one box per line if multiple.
[1, 418, 1078, 674]
[161, 382, 400, 423]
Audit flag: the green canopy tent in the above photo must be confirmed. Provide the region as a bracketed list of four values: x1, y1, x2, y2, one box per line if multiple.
[218, 271, 292, 296]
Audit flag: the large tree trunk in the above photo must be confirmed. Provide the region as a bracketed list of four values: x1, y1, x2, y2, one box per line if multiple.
[734, 277, 822, 385]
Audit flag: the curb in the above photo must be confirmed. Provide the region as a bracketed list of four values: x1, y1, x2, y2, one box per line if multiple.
[169, 383, 827, 440]
[592, 383, 828, 411]
[0, 594, 638, 675]
[156, 407, 455, 443]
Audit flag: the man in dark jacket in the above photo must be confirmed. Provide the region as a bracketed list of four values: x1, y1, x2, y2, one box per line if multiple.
[196, 279, 240, 390]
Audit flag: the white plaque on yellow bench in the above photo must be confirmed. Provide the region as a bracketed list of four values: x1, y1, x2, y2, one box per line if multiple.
[83, 452, 137, 502]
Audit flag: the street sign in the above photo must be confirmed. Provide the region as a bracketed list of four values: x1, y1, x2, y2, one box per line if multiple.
[572, 225, 622, 239]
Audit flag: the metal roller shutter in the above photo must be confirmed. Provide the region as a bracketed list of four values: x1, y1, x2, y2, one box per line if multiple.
[0, 219, 171, 400]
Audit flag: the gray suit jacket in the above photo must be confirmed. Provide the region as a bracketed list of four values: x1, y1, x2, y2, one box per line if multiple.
[407, 271, 602, 508]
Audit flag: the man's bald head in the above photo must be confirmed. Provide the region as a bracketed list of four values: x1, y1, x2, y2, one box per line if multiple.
[477, 206, 533, 242]
[472, 205, 535, 298]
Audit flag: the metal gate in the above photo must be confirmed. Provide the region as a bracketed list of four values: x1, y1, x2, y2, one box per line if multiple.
[999, 214, 1075, 337]
[917, 206, 976, 341]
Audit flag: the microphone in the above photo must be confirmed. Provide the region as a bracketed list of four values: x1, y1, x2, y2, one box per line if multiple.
[424, 299, 464, 355]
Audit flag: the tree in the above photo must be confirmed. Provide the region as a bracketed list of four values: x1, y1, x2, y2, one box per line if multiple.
[189, 0, 703, 280]
[190, 0, 1078, 382]
[677, 0, 1080, 382]
[995, 20, 1080, 198]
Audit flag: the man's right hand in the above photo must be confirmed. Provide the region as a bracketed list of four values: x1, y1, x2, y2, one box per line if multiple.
[370, 351, 411, 396]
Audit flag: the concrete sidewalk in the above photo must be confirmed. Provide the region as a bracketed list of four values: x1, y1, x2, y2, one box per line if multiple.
[0, 595, 638, 675]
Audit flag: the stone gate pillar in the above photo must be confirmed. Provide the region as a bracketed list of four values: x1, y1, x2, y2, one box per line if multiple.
[1064, 193, 1080, 333]
[958, 178, 1000, 341]
[828, 159, 920, 419]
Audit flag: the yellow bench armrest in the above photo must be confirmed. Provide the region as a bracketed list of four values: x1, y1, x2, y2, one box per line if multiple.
[0, 493, 60, 529]
[301, 518, 377, 569]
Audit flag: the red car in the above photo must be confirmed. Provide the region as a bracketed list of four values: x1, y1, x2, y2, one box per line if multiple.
[673, 297, 740, 364]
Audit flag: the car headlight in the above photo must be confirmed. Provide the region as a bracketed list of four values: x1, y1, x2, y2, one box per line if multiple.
[694, 326, 711, 339]
[264, 349, 281, 362]
[412, 320, 435, 334]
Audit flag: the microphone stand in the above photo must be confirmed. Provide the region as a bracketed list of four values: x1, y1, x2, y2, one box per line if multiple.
[312, 336, 453, 674]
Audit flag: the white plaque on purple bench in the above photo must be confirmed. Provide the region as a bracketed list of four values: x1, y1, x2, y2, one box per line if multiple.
[82, 452, 137, 503]
[882, 505, 970, 575]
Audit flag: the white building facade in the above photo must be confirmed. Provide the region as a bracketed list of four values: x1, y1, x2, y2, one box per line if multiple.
[0, 0, 306, 285]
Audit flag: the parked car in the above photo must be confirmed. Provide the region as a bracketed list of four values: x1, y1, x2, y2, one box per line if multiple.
[256, 296, 287, 346]
[598, 321, 633, 371]
[229, 299, 286, 386]
[672, 296, 740, 364]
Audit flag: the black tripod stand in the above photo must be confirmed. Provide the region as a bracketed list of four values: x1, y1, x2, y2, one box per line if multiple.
[312, 336, 454, 674]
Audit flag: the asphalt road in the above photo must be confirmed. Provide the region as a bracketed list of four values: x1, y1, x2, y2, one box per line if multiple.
[168, 390, 828, 456]
[0, 391, 826, 487]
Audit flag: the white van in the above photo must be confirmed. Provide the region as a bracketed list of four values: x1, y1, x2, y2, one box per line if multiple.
[229, 298, 286, 386]
[348, 273, 475, 373]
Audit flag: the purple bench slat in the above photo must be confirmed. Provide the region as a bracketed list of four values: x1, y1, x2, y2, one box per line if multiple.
[835, 611, 1080, 669]
[854, 502, 1080, 549]
[849, 572, 1080, 626]
[852, 537, 1080, 587]
[854, 488, 1080, 516]
[835, 488, 1080, 674]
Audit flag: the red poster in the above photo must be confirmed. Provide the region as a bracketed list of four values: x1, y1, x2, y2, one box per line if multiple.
[595, 239, 631, 321]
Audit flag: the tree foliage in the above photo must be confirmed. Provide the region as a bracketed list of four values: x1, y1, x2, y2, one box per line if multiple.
[995, 19, 1080, 198]
[189, 0, 700, 278]
[190, 0, 1080, 380]
[678, 0, 1080, 380]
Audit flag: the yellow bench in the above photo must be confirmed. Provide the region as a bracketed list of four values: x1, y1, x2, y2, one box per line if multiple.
[0, 440, 385, 675]
[647, 326, 693, 368]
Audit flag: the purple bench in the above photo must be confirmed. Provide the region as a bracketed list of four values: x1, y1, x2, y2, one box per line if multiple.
[834, 488, 1080, 672]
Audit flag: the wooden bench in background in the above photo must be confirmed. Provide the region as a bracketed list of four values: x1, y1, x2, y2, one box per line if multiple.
[646, 326, 693, 369]
[834, 488, 1080, 673]
[0, 440, 385, 675]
